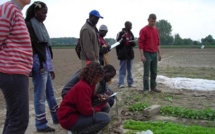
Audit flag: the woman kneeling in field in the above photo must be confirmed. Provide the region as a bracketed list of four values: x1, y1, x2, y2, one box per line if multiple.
[58, 62, 110, 133]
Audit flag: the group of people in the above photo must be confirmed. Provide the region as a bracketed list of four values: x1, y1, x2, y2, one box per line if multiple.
[0, 0, 161, 134]
[78, 9, 162, 93]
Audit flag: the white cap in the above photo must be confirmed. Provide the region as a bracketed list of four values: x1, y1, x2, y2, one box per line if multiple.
[99, 25, 108, 31]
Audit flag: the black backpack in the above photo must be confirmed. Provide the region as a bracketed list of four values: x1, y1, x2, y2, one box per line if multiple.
[75, 39, 81, 59]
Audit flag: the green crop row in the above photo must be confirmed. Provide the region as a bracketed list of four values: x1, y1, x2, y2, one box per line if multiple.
[128, 103, 149, 111]
[128, 103, 215, 121]
[161, 106, 215, 121]
[124, 120, 215, 134]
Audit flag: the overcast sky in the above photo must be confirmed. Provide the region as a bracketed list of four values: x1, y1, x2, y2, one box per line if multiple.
[1, 0, 215, 41]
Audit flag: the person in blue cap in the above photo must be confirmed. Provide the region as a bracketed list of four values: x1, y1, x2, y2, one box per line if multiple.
[79, 10, 103, 67]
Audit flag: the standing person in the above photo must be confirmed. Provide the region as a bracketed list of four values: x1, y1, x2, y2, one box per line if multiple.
[58, 62, 110, 134]
[79, 10, 103, 67]
[25, 1, 58, 132]
[116, 21, 136, 88]
[0, 0, 32, 133]
[138, 13, 162, 93]
[98, 25, 111, 66]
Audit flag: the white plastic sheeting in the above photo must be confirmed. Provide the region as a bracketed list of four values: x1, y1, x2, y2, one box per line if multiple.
[157, 75, 215, 91]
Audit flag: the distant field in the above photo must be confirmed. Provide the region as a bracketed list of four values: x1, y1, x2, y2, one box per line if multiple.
[52, 45, 75, 49]
[51, 45, 215, 49]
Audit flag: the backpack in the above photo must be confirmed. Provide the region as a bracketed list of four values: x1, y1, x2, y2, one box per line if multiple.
[75, 39, 81, 59]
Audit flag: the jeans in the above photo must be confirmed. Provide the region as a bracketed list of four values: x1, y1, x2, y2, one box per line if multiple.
[70, 103, 110, 134]
[118, 59, 134, 86]
[32, 62, 58, 129]
[143, 52, 158, 90]
[0, 73, 29, 134]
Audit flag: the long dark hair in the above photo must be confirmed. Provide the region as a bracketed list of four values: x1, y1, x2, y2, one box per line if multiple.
[25, 1, 47, 21]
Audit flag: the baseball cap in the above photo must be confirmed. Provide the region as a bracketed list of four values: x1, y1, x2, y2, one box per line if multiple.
[99, 25, 108, 31]
[89, 10, 103, 19]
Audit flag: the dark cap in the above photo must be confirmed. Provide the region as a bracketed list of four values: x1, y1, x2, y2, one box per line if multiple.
[148, 13, 157, 19]
[89, 10, 103, 19]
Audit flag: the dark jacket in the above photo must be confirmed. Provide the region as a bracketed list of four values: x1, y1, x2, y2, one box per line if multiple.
[61, 69, 82, 98]
[62, 70, 108, 98]
[116, 29, 136, 60]
[61, 69, 115, 107]
[25, 21, 53, 69]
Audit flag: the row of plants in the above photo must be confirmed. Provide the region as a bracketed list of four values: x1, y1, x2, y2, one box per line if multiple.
[161, 106, 215, 120]
[128, 103, 149, 111]
[124, 120, 215, 134]
[128, 103, 215, 121]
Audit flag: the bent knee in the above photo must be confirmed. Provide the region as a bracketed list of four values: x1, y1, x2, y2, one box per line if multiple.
[101, 113, 110, 124]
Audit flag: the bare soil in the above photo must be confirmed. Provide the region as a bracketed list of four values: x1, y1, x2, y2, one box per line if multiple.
[0, 48, 215, 134]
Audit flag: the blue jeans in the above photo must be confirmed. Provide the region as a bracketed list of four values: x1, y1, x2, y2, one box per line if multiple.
[70, 103, 110, 134]
[0, 73, 29, 134]
[32, 62, 58, 129]
[118, 59, 134, 86]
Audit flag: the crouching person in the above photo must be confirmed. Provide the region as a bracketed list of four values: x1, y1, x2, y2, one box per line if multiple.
[94, 64, 116, 107]
[58, 62, 110, 134]
[61, 64, 116, 108]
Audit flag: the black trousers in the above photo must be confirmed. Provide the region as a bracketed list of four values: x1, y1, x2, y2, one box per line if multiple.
[0, 73, 29, 134]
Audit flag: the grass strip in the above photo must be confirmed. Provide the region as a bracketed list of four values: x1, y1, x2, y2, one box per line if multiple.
[128, 103, 215, 121]
[124, 120, 215, 134]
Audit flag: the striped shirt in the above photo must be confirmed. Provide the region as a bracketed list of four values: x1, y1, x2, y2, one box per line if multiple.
[0, 1, 33, 76]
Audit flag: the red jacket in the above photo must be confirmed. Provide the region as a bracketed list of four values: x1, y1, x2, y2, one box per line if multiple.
[58, 79, 106, 130]
[138, 25, 160, 52]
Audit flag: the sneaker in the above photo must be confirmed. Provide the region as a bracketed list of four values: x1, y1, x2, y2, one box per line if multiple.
[151, 88, 161, 93]
[119, 85, 124, 88]
[128, 84, 136, 88]
[37, 126, 55, 133]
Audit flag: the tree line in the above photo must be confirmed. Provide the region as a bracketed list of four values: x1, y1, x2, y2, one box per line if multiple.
[51, 20, 215, 46]
[155, 20, 215, 46]
[51, 37, 116, 46]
